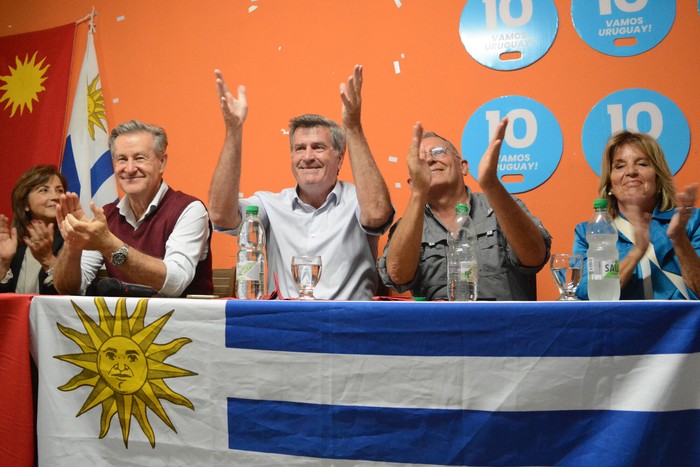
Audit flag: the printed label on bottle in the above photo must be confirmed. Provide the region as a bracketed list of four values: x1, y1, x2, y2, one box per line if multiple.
[237, 261, 261, 281]
[459, 261, 477, 281]
[588, 258, 619, 280]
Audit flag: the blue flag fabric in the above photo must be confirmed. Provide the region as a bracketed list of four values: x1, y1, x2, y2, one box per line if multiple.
[61, 27, 116, 213]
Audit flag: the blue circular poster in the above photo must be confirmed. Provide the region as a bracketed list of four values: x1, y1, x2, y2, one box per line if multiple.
[459, 0, 559, 71]
[571, 0, 675, 57]
[461, 96, 563, 194]
[581, 88, 690, 176]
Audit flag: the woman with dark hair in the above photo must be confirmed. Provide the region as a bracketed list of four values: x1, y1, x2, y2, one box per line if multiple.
[574, 131, 699, 300]
[0, 165, 67, 294]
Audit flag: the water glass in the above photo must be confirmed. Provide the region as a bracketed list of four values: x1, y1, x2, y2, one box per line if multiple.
[291, 255, 322, 300]
[550, 253, 583, 301]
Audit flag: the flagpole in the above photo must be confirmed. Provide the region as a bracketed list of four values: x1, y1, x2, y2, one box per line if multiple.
[75, 6, 97, 29]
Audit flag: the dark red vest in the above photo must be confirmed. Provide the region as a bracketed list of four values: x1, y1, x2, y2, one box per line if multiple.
[103, 188, 213, 296]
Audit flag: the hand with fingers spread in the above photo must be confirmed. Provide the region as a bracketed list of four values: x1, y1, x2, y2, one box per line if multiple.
[340, 64, 363, 131]
[215, 69, 247, 131]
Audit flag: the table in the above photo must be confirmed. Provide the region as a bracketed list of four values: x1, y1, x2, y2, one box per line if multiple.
[23, 296, 700, 465]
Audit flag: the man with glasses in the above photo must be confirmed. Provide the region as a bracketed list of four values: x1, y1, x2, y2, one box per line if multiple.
[208, 65, 394, 300]
[378, 120, 551, 301]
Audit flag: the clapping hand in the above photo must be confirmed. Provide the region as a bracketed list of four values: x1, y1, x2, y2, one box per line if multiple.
[0, 214, 18, 267]
[24, 220, 55, 269]
[668, 183, 698, 242]
[341, 64, 363, 131]
[477, 117, 508, 191]
[407, 122, 431, 196]
[215, 69, 247, 130]
[58, 193, 111, 251]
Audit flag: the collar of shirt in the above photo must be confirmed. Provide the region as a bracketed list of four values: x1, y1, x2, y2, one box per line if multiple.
[117, 181, 169, 228]
[291, 181, 341, 212]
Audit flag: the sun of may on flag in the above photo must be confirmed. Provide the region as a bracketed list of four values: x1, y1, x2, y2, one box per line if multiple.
[61, 25, 118, 214]
[0, 23, 75, 217]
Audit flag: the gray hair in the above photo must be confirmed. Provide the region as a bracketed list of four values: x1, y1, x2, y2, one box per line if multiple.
[288, 114, 346, 157]
[422, 131, 461, 158]
[108, 120, 168, 156]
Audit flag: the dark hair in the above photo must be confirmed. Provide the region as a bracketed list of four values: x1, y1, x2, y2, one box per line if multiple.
[11, 165, 67, 239]
[288, 114, 345, 157]
[599, 131, 675, 216]
[109, 120, 168, 156]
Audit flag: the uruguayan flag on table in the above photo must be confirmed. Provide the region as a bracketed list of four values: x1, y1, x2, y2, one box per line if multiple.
[30, 297, 700, 466]
[61, 27, 117, 214]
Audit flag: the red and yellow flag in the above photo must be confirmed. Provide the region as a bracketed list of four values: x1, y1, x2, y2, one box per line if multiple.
[0, 23, 75, 217]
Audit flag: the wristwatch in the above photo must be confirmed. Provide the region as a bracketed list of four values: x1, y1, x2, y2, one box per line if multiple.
[110, 245, 129, 266]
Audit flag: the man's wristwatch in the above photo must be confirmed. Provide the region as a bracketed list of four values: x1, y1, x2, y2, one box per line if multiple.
[110, 245, 129, 266]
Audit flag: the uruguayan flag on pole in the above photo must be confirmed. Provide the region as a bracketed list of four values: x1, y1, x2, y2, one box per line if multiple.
[61, 24, 117, 214]
[30, 297, 700, 466]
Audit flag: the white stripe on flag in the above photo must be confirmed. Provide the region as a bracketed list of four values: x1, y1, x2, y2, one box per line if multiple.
[219, 349, 700, 413]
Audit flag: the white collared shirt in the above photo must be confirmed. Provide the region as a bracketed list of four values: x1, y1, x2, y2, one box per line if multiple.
[215, 181, 392, 300]
[78, 181, 210, 297]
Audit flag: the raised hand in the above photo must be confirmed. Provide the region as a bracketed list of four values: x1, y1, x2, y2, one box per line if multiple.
[668, 183, 698, 242]
[407, 122, 431, 195]
[0, 214, 18, 267]
[215, 69, 247, 130]
[340, 64, 363, 131]
[24, 220, 56, 269]
[477, 117, 508, 190]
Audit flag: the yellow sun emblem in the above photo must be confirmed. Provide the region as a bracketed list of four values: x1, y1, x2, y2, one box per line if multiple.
[87, 74, 107, 140]
[55, 297, 197, 448]
[0, 51, 49, 117]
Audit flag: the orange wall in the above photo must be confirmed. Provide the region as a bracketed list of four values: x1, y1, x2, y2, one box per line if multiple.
[2, 0, 698, 300]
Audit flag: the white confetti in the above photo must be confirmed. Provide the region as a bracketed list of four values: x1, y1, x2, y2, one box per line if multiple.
[393, 60, 401, 74]
[278, 46, 282, 51]
[388, 156, 398, 163]
[248, 5, 258, 13]
[401, 53, 405, 59]
[112, 98, 120, 104]
[395, 182, 402, 188]
[281, 129, 289, 135]
[394, 0, 402, 8]
[116, 15, 125, 22]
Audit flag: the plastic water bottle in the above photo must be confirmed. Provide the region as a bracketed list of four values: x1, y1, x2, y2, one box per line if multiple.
[586, 198, 620, 300]
[237, 205, 266, 299]
[447, 203, 478, 301]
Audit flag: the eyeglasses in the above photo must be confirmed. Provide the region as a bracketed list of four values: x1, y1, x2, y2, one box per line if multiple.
[428, 146, 450, 159]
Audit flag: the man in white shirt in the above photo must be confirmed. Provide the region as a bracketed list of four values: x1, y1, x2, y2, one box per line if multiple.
[208, 65, 393, 300]
[54, 120, 212, 297]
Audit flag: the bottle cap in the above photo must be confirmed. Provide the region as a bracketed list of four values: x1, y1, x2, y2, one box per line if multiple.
[245, 205, 259, 215]
[455, 203, 469, 214]
[593, 199, 608, 209]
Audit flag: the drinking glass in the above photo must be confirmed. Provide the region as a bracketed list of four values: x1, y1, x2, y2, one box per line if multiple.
[291, 255, 322, 300]
[550, 253, 583, 301]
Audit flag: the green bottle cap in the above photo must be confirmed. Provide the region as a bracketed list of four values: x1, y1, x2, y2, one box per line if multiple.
[455, 203, 469, 214]
[593, 199, 608, 209]
[245, 205, 259, 215]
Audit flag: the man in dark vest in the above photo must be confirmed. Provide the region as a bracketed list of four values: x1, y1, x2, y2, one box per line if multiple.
[54, 120, 213, 297]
